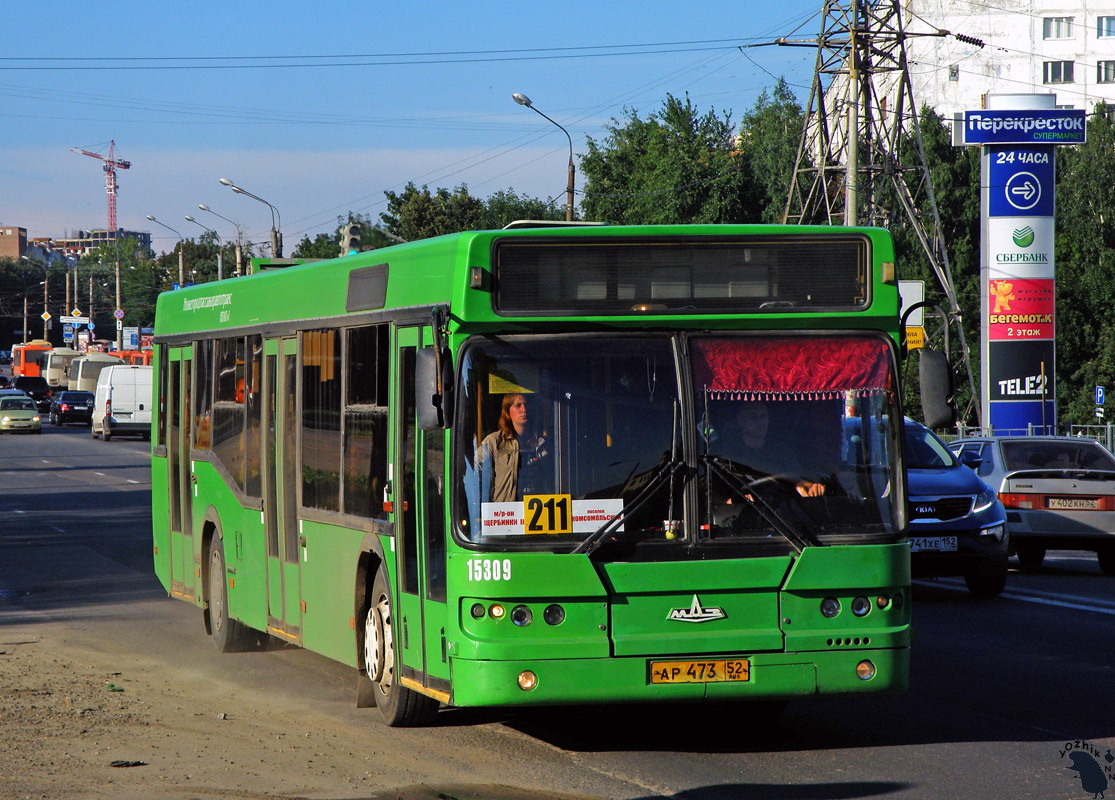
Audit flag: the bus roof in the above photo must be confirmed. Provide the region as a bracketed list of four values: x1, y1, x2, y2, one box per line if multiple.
[154, 224, 900, 342]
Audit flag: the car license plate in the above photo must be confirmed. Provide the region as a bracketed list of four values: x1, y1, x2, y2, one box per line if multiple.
[649, 659, 750, 684]
[1047, 497, 1100, 510]
[910, 536, 958, 552]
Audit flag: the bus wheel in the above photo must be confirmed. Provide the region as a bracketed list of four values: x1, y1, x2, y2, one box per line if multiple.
[208, 536, 252, 653]
[364, 570, 438, 727]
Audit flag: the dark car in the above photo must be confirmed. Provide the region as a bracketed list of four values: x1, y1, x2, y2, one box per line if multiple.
[49, 390, 95, 426]
[950, 435, 1115, 575]
[12, 375, 51, 413]
[0, 375, 9, 388]
[904, 419, 1009, 597]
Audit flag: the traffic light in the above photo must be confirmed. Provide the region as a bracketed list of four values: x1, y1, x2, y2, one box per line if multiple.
[340, 222, 361, 256]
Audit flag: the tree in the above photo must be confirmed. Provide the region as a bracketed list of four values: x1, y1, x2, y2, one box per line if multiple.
[1053, 104, 1115, 424]
[883, 107, 982, 423]
[735, 78, 806, 223]
[380, 183, 484, 241]
[478, 189, 564, 229]
[580, 93, 753, 224]
[292, 232, 341, 259]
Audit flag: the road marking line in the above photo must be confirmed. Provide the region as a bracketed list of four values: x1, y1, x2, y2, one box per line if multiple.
[915, 578, 1115, 616]
[999, 590, 1115, 616]
[94, 472, 105, 476]
[126, 479, 139, 484]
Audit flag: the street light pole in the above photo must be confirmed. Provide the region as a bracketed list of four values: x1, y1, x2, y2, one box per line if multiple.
[146, 215, 185, 288]
[198, 204, 244, 276]
[513, 92, 575, 222]
[219, 178, 282, 257]
[185, 215, 223, 280]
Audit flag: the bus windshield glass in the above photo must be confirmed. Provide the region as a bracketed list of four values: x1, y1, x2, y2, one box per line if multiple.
[693, 336, 899, 541]
[454, 333, 900, 551]
[455, 335, 682, 548]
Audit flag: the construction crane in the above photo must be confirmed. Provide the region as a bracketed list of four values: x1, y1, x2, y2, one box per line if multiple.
[71, 140, 131, 235]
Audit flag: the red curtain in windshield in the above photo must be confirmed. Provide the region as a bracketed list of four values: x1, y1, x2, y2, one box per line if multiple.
[692, 337, 894, 399]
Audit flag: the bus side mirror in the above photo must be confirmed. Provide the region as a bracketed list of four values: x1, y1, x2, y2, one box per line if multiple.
[919, 348, 956, 430]
[416, 346, 454, 431]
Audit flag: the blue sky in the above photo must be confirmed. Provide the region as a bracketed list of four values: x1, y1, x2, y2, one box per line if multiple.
[1, 1, 825, 251]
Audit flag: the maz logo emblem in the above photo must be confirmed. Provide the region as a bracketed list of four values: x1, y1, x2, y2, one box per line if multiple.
[667, 595, 726, 623]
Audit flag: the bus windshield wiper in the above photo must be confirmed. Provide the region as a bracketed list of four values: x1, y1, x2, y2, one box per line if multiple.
[572, 458, 689, 557]
[704, 456, 820, 553]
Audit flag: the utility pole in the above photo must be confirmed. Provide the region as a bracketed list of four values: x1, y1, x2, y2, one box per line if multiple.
[780, 0, 979, 424]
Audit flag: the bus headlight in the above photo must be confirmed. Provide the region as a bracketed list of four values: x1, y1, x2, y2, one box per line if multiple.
[511, 605, 533, 627]
[820, 597, 841, 618]
[851, 596, 871, 617]
[543, 604, 565, 625]
[856, 660, 877, 680]
[517, 670, 538, 691]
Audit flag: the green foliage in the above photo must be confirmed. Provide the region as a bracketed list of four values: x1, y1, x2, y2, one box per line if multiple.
[1054, 104, 1115, 424]
[292, 232, 341, 259]
[580, 93, 753, 224]
[477, 189, 564, 229]
[380, 183, 485, 241]
[736, 79, 806, 223]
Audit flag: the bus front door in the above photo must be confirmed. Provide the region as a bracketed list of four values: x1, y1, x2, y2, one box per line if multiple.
[393, 327, 450, 699]
[263, 336, 302, 643]
[167, 346, 195, 599]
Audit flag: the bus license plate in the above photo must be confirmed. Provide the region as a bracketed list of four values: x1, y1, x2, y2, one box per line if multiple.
[650, 659, 750, 684]
[1047, 497, 1099, 510]
[909, 536, 957, 552]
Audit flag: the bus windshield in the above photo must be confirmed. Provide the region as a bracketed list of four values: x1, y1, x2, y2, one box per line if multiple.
[456, 335, 682, 548]
[454, 333, 901, 551]
[693, 337, 898, 542]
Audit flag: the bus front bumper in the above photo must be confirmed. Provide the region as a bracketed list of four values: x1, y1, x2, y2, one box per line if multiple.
[446, 646, 909, 708]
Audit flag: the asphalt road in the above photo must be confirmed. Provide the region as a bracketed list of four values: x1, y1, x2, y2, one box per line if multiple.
[1, 422, 1113, 800]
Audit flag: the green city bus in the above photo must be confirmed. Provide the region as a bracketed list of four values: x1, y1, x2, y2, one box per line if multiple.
[152, 223, 920, 726]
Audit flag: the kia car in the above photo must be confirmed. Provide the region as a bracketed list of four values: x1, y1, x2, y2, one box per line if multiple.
[904, 419, 1009, 597]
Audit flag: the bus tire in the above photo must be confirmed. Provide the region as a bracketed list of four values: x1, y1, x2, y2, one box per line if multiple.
[363, 570, 438, 727]
[208, 535, 252, 653]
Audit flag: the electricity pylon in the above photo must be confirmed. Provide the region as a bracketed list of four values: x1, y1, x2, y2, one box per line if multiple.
[780, 0, 979, 425]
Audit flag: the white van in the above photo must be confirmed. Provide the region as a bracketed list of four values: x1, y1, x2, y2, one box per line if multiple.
[92, 364, 153, 441]
[69, 353, 124, 392]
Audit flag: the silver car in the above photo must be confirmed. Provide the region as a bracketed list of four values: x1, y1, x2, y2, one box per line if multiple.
[949, 436, 1115, 575]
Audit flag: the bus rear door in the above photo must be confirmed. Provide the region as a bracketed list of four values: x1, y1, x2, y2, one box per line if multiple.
[393, 326, 450, 699]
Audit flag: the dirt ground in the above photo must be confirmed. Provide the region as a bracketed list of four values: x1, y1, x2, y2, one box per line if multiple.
[0, 625, 600, 800]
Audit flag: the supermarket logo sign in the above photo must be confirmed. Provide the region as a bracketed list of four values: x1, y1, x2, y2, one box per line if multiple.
[964, 109, 1086, 144]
